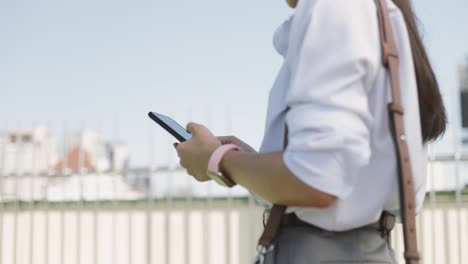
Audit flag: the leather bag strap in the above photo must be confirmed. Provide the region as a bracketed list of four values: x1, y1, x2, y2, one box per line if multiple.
[375, 0, 420, 263]
[257, 2, 420, 264]
[257, 124, 288, 248]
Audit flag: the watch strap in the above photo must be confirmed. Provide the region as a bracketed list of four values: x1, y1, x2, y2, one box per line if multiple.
[207, 144, 240, 187]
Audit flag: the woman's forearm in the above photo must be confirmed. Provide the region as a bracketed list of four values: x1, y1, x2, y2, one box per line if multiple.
[220, 151, 336, 208]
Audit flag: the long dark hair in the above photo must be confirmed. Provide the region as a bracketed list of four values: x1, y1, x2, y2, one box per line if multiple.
[393, 0, 447, 142]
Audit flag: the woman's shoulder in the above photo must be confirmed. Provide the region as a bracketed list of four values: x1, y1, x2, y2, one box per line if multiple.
[295, 0, 384, 25]
[283, 0, 388, 85]
[288, 0, 384, 54]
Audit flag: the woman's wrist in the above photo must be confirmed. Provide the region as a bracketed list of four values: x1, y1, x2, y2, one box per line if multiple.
[218, 150, 253, 186]
[218, 150, 236, 180]
[207, 144, 240, 187]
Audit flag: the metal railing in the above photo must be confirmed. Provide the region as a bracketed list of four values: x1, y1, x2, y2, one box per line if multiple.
[0, 156, 467, 264]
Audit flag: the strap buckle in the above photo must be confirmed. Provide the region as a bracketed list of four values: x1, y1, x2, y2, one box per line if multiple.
[404, 250, 421, 261]
[388, 102, 404, 115]
[382, 43, 399, 66]
[379, 211, 396, 239]
[253, 245, 275, 264]
[257, 245, 275, 254]
[262, 209, 271, 227]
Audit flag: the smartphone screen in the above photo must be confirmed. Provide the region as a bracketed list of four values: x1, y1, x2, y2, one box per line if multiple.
[148, 112, 192, 142]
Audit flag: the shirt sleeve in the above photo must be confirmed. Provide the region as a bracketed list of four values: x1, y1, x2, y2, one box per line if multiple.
[282, 0, 380, 199]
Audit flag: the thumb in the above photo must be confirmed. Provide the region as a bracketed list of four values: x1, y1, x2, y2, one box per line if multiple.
[186, 122, 201, 135]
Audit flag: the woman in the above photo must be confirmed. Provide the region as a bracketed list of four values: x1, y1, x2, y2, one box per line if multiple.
[175, 0, 446, 262]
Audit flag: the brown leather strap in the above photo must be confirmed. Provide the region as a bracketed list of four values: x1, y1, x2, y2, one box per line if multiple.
[257, 117, 289, 248]
[257, 2, 420, 263]
[258, 204, 286, 247]
[375, 0, 420, 263]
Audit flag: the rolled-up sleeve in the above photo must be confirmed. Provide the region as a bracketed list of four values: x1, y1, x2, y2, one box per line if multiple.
[282, 0, 379, 199]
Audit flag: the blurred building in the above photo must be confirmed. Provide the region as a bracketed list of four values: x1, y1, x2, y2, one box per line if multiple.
[0, 126, 130, 175]
[0, 126, 132, 200]
[459, 58, 468, 152]
[53, 129, 129, 173]
[0, 126, 59, 175]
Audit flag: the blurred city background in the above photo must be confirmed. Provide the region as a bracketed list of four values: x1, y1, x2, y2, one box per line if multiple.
[1, 0, 468, 263]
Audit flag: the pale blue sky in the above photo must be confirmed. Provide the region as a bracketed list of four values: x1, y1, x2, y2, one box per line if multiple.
[1, 0, 467, 166]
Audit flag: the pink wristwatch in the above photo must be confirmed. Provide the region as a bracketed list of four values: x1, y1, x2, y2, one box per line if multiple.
[207, 144, 240, 187]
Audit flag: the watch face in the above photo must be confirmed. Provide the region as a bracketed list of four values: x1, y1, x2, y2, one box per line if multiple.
[207, 171, 229, 187]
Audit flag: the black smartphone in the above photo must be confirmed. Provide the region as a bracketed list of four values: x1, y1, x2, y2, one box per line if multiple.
[148, 112, 192, 142]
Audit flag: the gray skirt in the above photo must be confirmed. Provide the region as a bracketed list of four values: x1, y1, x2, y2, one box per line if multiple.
[262, 222, 397, 264]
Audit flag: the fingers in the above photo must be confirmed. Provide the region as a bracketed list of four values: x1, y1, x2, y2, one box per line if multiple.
[218, 135, 236, 144]
[217, 136, 230, 144]
[186, 169, 194, 177]
[179, 158, 186, 168]
[186, 122, 201, 134]
[182, 167, 203, 181]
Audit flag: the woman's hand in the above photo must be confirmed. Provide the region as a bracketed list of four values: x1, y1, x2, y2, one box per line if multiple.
[176, 124, 336, 207]
[175, 122, 221, 182]
[217, 136, 257, 153]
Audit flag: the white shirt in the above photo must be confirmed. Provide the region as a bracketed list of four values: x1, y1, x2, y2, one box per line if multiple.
[257, 0, 427, 231]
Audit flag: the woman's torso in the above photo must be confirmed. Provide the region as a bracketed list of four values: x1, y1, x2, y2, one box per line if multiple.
[257, 0, 426, 231]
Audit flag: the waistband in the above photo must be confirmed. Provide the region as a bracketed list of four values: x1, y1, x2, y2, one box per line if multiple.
[279, 212, 395, 237]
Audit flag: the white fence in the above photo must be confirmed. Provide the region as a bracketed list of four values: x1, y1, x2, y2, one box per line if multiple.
[1, 127, 468, 264]
[0, 196, 467, 264]
[0, 159, 468, 264]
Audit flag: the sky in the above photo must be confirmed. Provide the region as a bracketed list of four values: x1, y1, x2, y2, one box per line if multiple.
[1, 0, 468, 167]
